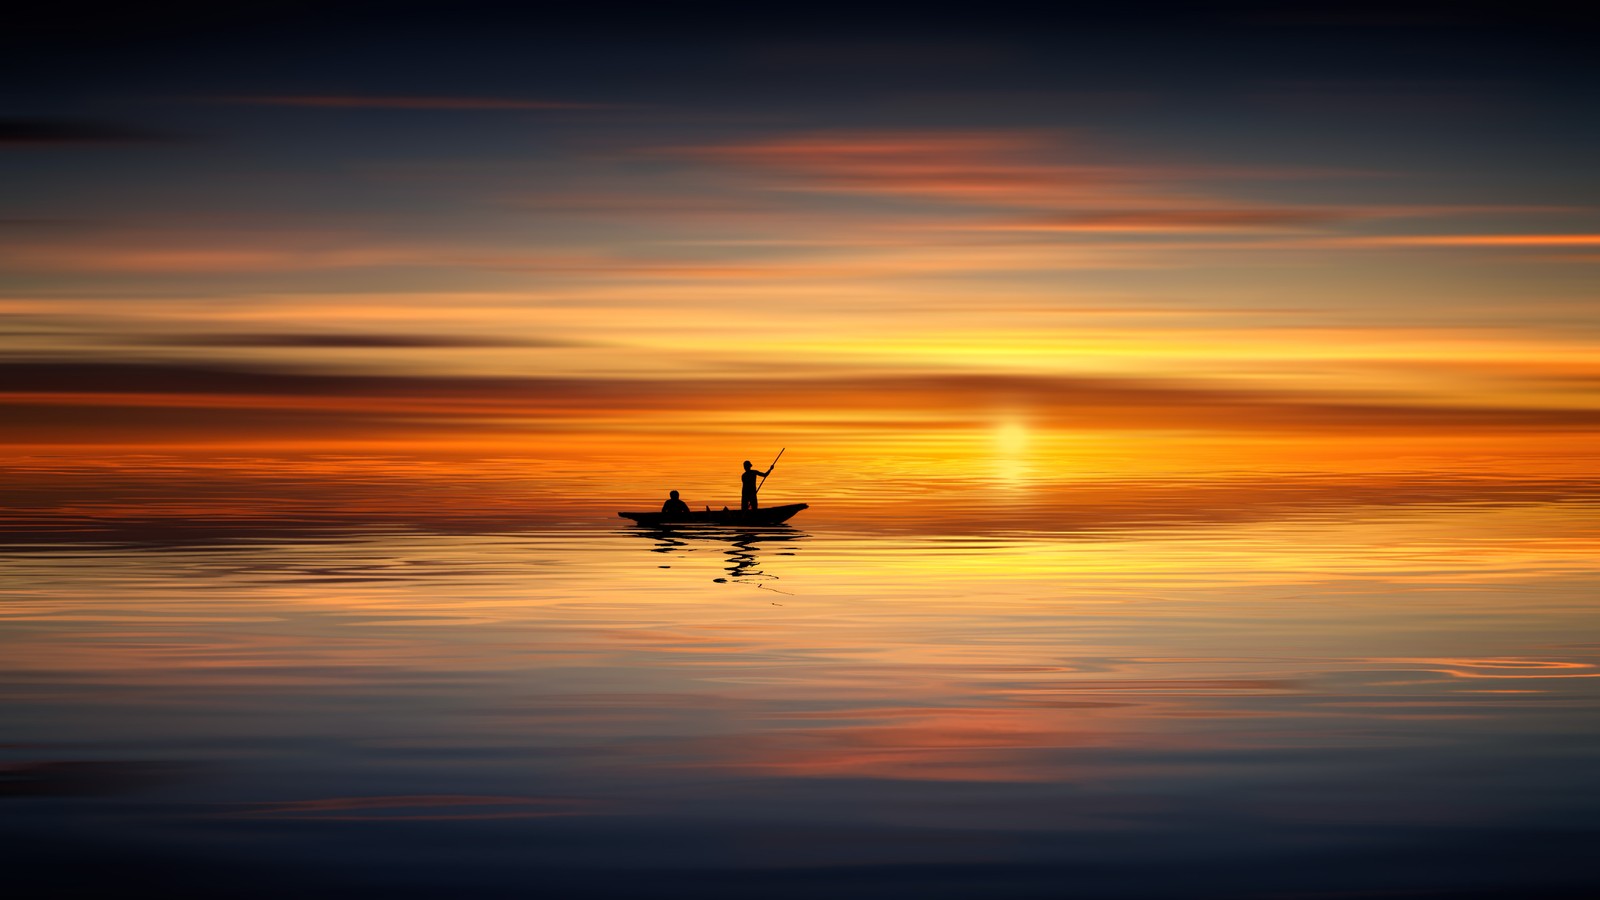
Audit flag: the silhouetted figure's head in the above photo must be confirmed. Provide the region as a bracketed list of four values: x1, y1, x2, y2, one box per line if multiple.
[669, 490, 680, 499]
[743, 460, 752, 470]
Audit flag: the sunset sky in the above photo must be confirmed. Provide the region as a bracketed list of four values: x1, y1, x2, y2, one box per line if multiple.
[5, 2, 1599, 519]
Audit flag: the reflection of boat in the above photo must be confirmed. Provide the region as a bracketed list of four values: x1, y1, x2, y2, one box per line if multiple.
[618, 503, 808, 527]
[628, 524, 808, 583]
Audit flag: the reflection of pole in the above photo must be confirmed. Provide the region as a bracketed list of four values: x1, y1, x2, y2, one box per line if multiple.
[756, 447, 785, 495]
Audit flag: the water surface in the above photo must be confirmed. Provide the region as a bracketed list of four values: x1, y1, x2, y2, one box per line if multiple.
[3, 497, 1599, 898]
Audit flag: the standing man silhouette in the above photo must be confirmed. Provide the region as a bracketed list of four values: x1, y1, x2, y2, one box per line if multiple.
[740, 460, 770, 511]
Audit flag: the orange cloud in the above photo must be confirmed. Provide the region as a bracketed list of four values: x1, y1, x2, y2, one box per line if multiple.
[971, 208, 1349, 232]
[1331, 234, 1600, 248]
[671, 130, 1152, 206]
[661, 131, 1529, 246]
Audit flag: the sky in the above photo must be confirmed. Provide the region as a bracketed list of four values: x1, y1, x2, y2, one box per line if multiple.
[4, 1, 1599, 520]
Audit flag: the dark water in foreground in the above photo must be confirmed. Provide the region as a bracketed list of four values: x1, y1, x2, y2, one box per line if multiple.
[4, 502, 1600, 898]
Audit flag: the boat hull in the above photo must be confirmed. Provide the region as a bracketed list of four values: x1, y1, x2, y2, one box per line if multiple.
[619, 503, 808, 527]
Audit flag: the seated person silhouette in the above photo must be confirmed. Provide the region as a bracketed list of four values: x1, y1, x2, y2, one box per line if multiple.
[661, 490, 691, 518]
[740, 460, 770, 511]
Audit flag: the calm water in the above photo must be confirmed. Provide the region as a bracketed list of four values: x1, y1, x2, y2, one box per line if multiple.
[4, 498, 1600, 898]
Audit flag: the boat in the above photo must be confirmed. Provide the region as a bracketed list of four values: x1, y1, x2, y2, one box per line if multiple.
[618, 503, 808, 527]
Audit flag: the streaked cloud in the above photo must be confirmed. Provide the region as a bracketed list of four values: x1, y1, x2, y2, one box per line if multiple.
[147, 332, 575, 349]
[663, 130, 1568, 248]
[1330, 234, 1600, 248]
[971, 208, 1350, 232]
[0, 118, 172, 145]
[5, 362, 1598, 446]
[671, 130, 1143, 206]
[219, 95, 607, 110]
[235, 794, 595, 820]
[0, 238, 438, 274]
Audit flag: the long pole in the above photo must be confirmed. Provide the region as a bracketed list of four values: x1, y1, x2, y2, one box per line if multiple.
[755, 447, 785, 495]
